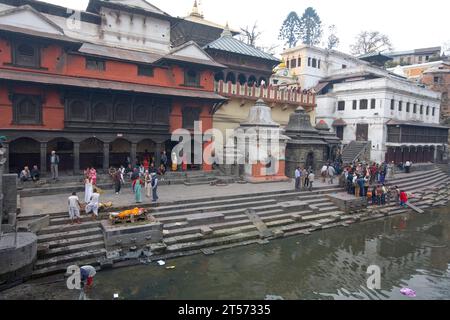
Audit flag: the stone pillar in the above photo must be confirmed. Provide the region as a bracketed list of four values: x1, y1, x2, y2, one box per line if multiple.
[103, 143, 110, 171]
[40, 142, 47, 175]
[155, 143, 162, 167]
[73, 142, 80, 175]
[2, 142, 9, 174]
[131, 143, 137, 167]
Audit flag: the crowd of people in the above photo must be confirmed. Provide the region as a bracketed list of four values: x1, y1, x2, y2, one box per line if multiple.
[341, 160, 411, 207]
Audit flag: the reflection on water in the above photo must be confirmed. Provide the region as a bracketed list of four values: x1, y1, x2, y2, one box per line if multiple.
[2, 206, 450, 300]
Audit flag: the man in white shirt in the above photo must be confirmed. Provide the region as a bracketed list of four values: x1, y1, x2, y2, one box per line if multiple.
[308, 171, 315, 191]
[68, 192, 81, 224]
[321, 165, 328, 183]
[405, 160, 412, 174]
[85, 189, 100, 220]
[294, 167, 301, 190]
[327, 165, 336, 184]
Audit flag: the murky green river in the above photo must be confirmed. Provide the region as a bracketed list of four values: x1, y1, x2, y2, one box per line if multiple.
[2, 206, 450, 300]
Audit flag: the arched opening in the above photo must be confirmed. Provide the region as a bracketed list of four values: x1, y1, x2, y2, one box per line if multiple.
[9, 138, 40, 175]
[137, 139, 156, 166]
[305, 151, 315, 170]
[238, 74, 247, 85]
[258, 77, 267, 87]
[80, 138, 103, 170]
[248, 75, 257, 87]
[110, 138, 131, 168]
[47, 138, 74, 172]
[214, 71, 224, 82]
[225, 72, 236, 84]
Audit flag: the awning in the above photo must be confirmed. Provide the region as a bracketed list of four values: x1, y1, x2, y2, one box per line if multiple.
[0, 69, 226, 101]
[332, 118, 347, 127]
[313, 81, 330, 93]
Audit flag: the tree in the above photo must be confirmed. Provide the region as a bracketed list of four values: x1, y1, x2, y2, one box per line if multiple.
[350, 31, 393, 55]
[298, 7, 322, 46]
[239, 22, 262, 47]
[279, 11, 301, 48]
[326, 25, 339, 50]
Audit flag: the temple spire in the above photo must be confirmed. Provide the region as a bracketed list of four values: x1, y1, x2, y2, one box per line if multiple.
[221, 22, 232, 38]
[190, 0, 204, 18]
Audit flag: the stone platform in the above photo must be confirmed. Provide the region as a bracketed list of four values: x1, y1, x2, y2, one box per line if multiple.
[101, 220, 163, 251]
[327, 192, 367, 214]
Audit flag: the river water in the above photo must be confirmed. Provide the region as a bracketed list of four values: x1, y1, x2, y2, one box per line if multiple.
[1, 206, 450, 300]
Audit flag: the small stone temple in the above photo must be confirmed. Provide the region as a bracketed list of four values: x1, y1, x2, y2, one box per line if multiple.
[230, 99, 290, 183]
[285, 107, 341, 177]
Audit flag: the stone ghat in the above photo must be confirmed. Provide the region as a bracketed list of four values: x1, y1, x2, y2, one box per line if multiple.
[23, 167, 450, 280]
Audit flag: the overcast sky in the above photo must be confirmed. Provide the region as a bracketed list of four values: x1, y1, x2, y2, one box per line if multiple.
[39, 0, 450, 56]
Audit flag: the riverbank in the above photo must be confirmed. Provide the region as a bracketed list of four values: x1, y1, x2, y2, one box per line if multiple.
[2, 204, 449, 300]
[8, 166, 450, 286]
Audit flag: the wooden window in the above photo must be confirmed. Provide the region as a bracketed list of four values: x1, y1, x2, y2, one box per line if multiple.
[92, 102, 109, 121]
[86, 58, 105, 71]
[336, 127, 344, 140]
[290, 59, 297, 68]
[12, 42, 40, 68]
[137, 65, 154, 77]
[342, 64, 347, 69]
[69, 100, 88, 120]
[308, 57, 311, 67]
[115, 103, 130, 122]
[337, 101, 345, 111]
[399, 101, 403, 112]
[153, 106, 169, 124]
[413, 104, 417, 114]
[184, 69, 200, 87]
[312, 58, 317, 68]
[297, 57, 301, 67]
[426, 106, 430, 116]
[432, 107, 435, 116]
[12, 94, 42, 125]
[371, 99, 376, 109]
[406, 102, 410, 112]
[352, 100, 357, 110]
[420, 105, 424, 115]
[286, 60, 290, 69]
[390, 99, 395, 110]
[359, 99, 368, 110]
[318, 59, 321, 69]
[182, 107, 201, 129]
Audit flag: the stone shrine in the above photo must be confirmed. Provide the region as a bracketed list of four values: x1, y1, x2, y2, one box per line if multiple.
[231, 99, 290, 183]
[285, 107, 341, 178]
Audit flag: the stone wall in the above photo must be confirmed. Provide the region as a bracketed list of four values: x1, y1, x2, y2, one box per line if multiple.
[2, 174, 17, 223]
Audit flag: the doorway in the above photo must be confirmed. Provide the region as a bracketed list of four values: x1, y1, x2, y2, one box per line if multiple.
[356, 124, 369, 141]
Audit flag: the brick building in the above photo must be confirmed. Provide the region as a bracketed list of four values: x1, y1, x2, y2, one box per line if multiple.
[0, 0, 228, 174]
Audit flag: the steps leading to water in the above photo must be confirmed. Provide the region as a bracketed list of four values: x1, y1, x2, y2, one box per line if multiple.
[29, 166, 449, 279]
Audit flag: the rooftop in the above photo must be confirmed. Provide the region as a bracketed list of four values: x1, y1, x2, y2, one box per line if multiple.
[386, 46, 441, 57]
[204, 26, 279, 63]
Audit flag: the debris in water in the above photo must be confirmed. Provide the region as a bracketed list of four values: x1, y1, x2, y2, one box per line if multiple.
[166, 266, 175, 270]
[400, 288, 416, 297]
[265, 295, 284, 300]
[157, 260, 166, 266]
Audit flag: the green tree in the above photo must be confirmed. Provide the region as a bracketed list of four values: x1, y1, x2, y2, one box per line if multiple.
[299, 7, 322, 46]
[279, 11, 301, 48]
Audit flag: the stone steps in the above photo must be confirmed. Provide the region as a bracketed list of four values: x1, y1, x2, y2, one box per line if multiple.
[38, 221, 102, 235]
[34, 248, 107, 269]
[37, 227, 102, 242]
[42, 234, 105, 250]
[44, 240, 105, 258]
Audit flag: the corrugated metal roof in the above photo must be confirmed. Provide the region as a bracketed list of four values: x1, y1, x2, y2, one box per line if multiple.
[0, 69, 226, 101]
[78, 43, 163, 64]
[204, 36, 279, 62]
[386, 119, 448, 129]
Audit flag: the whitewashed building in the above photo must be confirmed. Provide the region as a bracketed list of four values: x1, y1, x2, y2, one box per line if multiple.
[278, 45, 448, 163]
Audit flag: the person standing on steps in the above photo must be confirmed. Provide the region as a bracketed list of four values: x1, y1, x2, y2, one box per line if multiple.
[134, 176, 143, 203]
[144, 170, 151, 198]
[68, 192, 81, 225]
[84, 176, 93, 203]
[113, 170, 121, 195]
[294, 166, 301, 190]
[387, 161, 395, 181]
[327, 164, 336, 185]
[308, 170, 315, 192]
[405, 160, 412, 174]
[85, 188, 100, 220]
[50, 150, 60, 181]
[151, 172, 159, 203]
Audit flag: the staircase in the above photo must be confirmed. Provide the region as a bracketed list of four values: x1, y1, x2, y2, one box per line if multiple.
[341, 141, 371, 164]
[26, 166, 449, 279]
